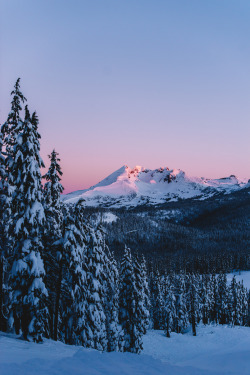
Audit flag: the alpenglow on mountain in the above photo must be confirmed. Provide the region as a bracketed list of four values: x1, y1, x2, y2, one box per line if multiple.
[63, 165, 249, 208]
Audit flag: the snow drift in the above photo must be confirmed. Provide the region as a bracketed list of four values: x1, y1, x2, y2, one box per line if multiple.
[1, 324, 250, 375]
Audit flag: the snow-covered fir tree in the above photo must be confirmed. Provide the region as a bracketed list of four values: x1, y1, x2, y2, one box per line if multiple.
[186, 274, 201, 336]
[9, 106, 48, 342]
[81, 226, 107, 351]
[59, 204, 87, 344]
[228, 276, 247, 327]
[104, 248, 121, 352]
[42, 149, 64, 338]
[69, 200, 88, 346]
[217, 273, 228, 325]
[210, 274, 219, 324]
[43, 149, 64, 209]
[150, 269, 165, 330]
[132, 255, 148, 352]
[0, 79, 27, 332]
[140, 255, 150, 334]
[164, 276, 176, 338]
[247, 290, 250, 327]
[134, 256, 150, 334]
[0, 129, 8, 331]
[237, 281, 248, 326]
[200, 274, 211, 325]
[1, 78, 27, 157]
[119, 247, 143, 354]
[173, 273, 189, 334]
[0, 130, 5, 196]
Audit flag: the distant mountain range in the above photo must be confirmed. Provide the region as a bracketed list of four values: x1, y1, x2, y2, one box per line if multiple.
[63, 165, 249, 208]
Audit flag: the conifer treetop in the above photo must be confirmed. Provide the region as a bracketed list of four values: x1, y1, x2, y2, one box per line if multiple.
[2, 78, 27, 138]
[43, 149, 64, 208]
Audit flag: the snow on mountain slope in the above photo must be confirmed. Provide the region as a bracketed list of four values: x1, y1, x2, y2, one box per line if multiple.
[63, 165, 248, 208]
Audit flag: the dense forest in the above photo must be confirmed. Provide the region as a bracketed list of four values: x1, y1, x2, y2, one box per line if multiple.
[86, 190, 250, 274]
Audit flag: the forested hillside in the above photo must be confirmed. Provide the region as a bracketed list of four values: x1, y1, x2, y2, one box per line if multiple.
[88, 186, 250, 273]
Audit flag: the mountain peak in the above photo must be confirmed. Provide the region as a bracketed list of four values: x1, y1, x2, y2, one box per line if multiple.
[63, 165, 249, 208]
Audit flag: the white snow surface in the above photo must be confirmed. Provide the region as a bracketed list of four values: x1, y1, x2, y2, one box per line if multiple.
[63, 165, 248, 208]
[102, 212, 118, 223]
[1, 324, 250, 375]
[227, 270, 250, 289]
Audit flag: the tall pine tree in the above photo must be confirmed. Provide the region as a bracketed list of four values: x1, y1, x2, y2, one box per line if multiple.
[0, 129, 8, 331]
[81, 227, 107, 350]
[9, 106, 48, 342]
[0, 79, 27, 331]
[119, 247, 143, 353]
[104, 248, 121, 352]
[42, 149, 64, 338]
[164, 276, 176, 338]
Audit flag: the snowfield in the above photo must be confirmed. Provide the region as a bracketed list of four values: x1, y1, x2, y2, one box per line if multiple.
[1, 324, 250, 375]
[227, 271, 250, 289]
[143, 325, 250, 374]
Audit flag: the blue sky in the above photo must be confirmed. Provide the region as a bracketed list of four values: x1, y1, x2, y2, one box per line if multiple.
[0, 0, 250, 192]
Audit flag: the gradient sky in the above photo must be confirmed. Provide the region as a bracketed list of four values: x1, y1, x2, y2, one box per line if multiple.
[0, 0, 250, 193]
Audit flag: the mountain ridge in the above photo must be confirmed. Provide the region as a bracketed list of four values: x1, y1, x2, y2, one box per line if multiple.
[63, 165, 249, 208]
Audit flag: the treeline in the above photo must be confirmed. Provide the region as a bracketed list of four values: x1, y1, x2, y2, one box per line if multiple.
[101, 210, 250, 273]
[151, 272, 249, 337]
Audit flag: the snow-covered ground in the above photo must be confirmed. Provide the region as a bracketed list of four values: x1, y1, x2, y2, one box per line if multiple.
[227, 270, 250, 289]
[1, 324, 250, 375]
[102, 212, 118, 223]
[143, 325, 250, 375]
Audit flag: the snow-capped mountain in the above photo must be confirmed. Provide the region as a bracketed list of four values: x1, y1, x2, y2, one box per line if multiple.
[63, 165, 249, 208]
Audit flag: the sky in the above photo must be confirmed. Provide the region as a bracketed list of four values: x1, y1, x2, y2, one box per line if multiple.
[0, 0, 250, 193]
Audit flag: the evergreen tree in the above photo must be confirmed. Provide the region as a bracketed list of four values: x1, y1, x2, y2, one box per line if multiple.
[210, 274, 219, 324]
[228, 277, 248, 327]
[247, 291, 250, 327]
[81, 227, 107, 350]
[42, 149, 64, 338]
[237, 281, 248, 326]
[43, 149, 64, 208]
[200, 274, 211, 325]
[119, 247, 142, 353]
[228, 276, 239, 326]
[186, 274, 201, 336]
[0, 130, 9, 331]
[0, 79, 27, 331]
[0, 131, 5, 195]
[164, 276, 176, 338]
[132, 255, 148, 352]
[52, 204, 68, 341]
[174, 274, 188, 334]
[59, 205, 86, 344]
[104, 248, 120, 352]
[217, 273, 228, 325]
[70, 200, 89, 346]
[1, 78, 27, 157]
[140, 255, 150, 333]
[150, 269, 164, 330]
[9, 106, 48, 342]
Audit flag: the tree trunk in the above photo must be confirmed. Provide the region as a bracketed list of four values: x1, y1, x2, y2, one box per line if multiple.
[191, 311, 196, 336]
[0, 258, 7, 332]
[53, 258, 63, 341]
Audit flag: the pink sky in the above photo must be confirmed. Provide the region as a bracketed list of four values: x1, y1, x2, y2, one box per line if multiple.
[1, 1, 250, 194]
